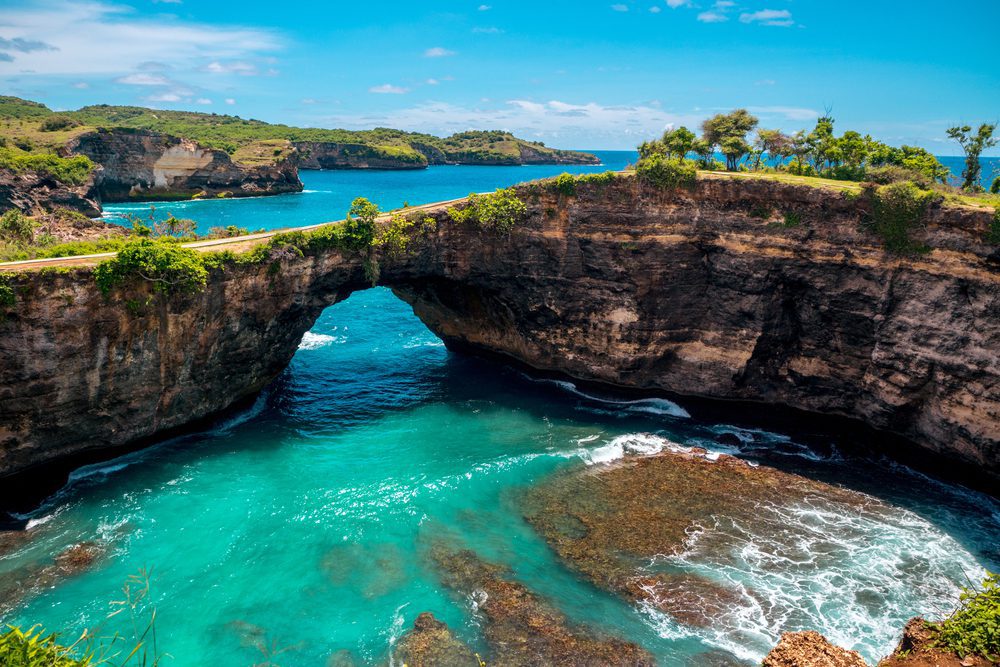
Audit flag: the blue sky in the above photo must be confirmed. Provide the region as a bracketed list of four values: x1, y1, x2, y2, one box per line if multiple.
[0, 0, 998, 152]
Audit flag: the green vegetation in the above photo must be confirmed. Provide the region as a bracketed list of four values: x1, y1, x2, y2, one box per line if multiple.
[447, 188, 527, 234]
[635, 153, 697, 190]
[865, 181, 940, 254]
[933, 572, 1000, 661]
[0, 147, 93, 184]
[701, 109, 759, 171]
[0, 209, 35, 245]
[553, 172, 577, 196]
[989, 207, 1000, 245]
[39, 115, 81, 132]
[0, 273, 15, 308]
[947, 123, 997, 191]
[0, 626, 88, 666]
[94, 238, 208, 296]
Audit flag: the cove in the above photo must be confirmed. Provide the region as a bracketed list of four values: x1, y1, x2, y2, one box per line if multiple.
[1, 160, 999, 666]
[2, 287, 998, 665]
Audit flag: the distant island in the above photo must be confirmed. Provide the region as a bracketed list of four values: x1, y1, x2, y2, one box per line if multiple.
[0, 96, 599, 213]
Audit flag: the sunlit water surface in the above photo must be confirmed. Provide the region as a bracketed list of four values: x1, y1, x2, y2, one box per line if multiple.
[2, 154, 998, 666]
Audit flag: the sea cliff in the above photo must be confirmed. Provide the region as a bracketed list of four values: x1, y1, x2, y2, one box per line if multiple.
[0, 174, 997, 487]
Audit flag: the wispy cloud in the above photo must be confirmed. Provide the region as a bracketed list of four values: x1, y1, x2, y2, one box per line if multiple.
[666, 0, 690, 7]
[611, 4, 629, 11]
[0, 1, 281, 76]
[739, 9, 794, 26]
[473, 26, 503, 34]
[424, 47, 455, 58]
[478, 4, 491, 10]
[115, 73, 171, 86]
[203, 60, 259, 75]
[697, 11, 727, 22]
[369, 83, 409, 94]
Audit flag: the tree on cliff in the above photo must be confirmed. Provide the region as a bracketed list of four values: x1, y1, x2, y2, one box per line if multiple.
[701, 109, 759, 171]
[947, 123, 997, 191]
[755, 129, 792, 169]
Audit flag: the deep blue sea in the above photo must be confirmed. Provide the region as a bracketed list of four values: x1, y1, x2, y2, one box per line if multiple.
[2, 151, 998, 666]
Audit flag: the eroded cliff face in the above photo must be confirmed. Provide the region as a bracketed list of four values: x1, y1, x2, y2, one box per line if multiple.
[66, 129, 302, 201]
[291, 141, 428, 170]
[0, 167, 101, 216]
[0, 175, 997, 485]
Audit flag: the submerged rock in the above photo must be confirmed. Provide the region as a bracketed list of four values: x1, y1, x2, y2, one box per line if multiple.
[391, 612, 480, 667]
[762, 631, 868, 667]
[430, 546, 655, 666]
[523, 445, 864, 627]
[0, 540, 107, 614]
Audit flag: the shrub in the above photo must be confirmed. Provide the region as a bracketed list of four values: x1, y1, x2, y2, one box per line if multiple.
[989, 207, 1000, 245]
[553, 172, 577, 196]
[0, 625, 87, 666]
[0, 274, 15, 309]
[933, 572, 999, 661]
[991, 176, 1000, 195]
[781, 211, 802, 228]
[636, 154, 697, 190]
[343, 197, 380, 251]
[577, 171, 618, 187]
[0, 208, 35, 244]
[0, 148, 94, 185]
[39, 115, 81, 132]
[866, 165, 934, 189]
[866, 181, 939, 254]
[94, 238, 208, 296]
[448, 188, 527, 235]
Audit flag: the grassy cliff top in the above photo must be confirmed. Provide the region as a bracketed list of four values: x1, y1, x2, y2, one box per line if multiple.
[0, 96, 596, 167]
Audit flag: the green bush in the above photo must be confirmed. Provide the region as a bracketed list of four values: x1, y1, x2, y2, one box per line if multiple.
[865, 164, 934, 189]
[0, 626, 88, 666]
[343, 197, 380, 251]
[991, 177, 1000, 195]
[553, 173, 577, 196]
[0, 208, 35, 244]
[576, 171, 618, 187]
[94, 238, 208, 296]
[39, 115, 81, 132]
[933, 572, 1000, 661]
[635, 154, 697, 190]
[866, 181, 939, 254]
[0, 274, 15, 308]
[448, 188, 527, 235]
[0, 148, 94, 185]
[989, 207, 1000, 245]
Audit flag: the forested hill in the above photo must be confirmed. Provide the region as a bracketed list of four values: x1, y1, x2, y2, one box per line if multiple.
[0, 96, 598, 168]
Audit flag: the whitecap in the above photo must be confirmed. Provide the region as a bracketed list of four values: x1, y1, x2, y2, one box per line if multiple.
[298, 332, 339, 350]
[527, 377, 690, 418]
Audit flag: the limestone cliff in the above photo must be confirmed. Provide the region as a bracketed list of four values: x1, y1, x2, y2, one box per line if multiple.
[0, 175, 997, 489]
[291, 141, 427, 170]
[66, 129, 303, 201]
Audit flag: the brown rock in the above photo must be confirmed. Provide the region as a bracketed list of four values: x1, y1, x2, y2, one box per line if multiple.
[431, 546, 655, 666]
[391, 612, 480, 667]
[762, 631, 868, 667]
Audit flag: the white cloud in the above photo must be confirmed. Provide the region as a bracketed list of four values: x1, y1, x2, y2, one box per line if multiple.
[115, 73, 170, 85]
[424, 47, 455, 58]
[650, 6, 662, 13]
[478, 4, 491, 9]
[317, 99, 706, 149]
[611, 4, 629, 11]
[473, 26, 503, 33]
[369, 83, 408, 94]
[697, 10, 727, 22]
[195, 97, 212, 105]
[0, 1, 281, 76]
[426, 78, 439, 85]
[714, 0, 735, 6]
[203, 60, 258, 75]
[747, 106, 820, 121]
[739, 9, 794, 26]
[72, 81, 89, 89]
[755, 79, 776, 86]
[146, 92, 181, 102]
[666, 0, 689, 7]
[225, 98, 236, 105]
[301, 97, 317, 105]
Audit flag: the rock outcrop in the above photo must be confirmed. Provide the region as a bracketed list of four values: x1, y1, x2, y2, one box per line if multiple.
[762, 631, 868, 667]
[0, 167, 101, 216]
[391, 612, 480, 667]
[291, 141, 427, 170]
[877, 618, 996, 667]
[66, 129, 303, 201]
[0, 175, 998, 489]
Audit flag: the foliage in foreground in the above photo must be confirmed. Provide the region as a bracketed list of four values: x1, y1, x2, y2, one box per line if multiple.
[0, 625, 89, 666]
[933, 572, 1000, 661]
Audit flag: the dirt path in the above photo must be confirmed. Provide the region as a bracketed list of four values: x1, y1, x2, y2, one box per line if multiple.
[0, 197, 467, 272]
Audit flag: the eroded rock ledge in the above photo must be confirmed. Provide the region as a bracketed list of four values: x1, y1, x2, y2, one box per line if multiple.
[0, 175, 997, 486]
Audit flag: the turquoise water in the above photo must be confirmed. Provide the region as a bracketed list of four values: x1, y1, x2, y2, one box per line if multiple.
[2, 156, 999, 666]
